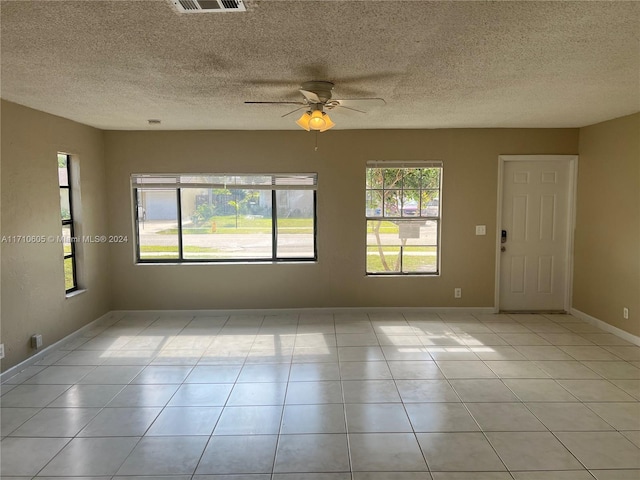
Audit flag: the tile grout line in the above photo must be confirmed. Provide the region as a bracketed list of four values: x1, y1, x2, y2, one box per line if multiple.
[1, 311, 638, 478]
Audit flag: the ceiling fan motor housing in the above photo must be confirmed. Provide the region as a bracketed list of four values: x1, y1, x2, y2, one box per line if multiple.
[301, 81, 334, 104]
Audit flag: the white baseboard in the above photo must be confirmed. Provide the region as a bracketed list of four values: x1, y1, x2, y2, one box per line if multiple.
[570, 308, 640, 346]
[0, 311, 123, 383]
[111, 306, 497, 317]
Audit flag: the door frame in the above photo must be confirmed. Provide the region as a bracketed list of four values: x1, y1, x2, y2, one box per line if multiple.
[494, 155, 579, 313]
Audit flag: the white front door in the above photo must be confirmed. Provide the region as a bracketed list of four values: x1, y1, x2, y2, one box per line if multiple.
[498, 155, 577, 312]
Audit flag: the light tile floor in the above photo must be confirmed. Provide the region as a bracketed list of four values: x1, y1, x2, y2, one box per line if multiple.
[1, 311, 639, 479]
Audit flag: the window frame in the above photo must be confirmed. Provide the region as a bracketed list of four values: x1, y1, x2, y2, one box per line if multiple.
[59, 153, 78, 292]
[132, 173, 318, 264]
[365, 161, 442, 276]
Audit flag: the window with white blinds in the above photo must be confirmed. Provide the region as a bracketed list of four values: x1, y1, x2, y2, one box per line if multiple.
[132, 173, 317, 263]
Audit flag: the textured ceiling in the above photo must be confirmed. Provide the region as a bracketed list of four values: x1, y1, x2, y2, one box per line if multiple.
[1, 0, 639, 130]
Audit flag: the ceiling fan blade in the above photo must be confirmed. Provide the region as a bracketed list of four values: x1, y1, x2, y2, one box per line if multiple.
[333, 98, 386, 110]
[330, 85, 378, 97]
[333, 105, 367, 114]
[300, 90, 321, 103]
[281, 106, 307, 118]
[244, 101, 305, 105]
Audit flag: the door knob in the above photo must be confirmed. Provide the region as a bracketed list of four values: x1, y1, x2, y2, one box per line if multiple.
[501, 246, 506, 252]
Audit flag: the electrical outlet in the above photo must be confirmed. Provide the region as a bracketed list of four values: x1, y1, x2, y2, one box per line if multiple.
[475, 225, 486, 235]
[31, 334, 43, 349]
[623, 307, 629, 320]
[454, 288, 462, 298]
[0, 344, 4, 360]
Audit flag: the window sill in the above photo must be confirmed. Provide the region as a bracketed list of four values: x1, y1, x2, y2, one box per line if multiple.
[366, 273, 440, 277]
[65, 288, 87, 299]
[135, 261, 318, 266]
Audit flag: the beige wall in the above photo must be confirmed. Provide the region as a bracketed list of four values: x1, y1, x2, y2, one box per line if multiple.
[7, 99, 639, 371]
[574, 113, 640, 336]
[105, 128, 578, 310]
[1, 101, 111, 370]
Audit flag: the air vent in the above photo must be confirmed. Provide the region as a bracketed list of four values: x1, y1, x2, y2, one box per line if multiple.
[172, 0, 245, 12]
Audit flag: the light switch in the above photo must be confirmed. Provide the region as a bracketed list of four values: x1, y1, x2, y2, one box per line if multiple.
[475, 225, 486, 235]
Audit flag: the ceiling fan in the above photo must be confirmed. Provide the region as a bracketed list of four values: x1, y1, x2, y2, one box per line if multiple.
[244, 81, 386, 132]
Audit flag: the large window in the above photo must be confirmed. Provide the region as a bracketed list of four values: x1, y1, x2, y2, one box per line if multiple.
[58, 153, 78, 292]
[365, 161, 442, 275]
[132, 174, 317, 263]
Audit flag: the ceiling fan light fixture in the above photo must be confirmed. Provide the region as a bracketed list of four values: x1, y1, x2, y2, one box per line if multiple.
[319, 113, 335, 132]
[296, 111, 312, 131]
[296, 109, 335, 132]
[308, 110, 326, 130]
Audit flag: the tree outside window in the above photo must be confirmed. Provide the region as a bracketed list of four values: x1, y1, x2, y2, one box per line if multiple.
[366, 163, 442, 274]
